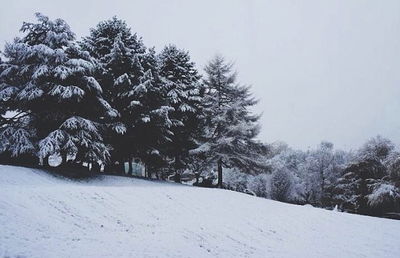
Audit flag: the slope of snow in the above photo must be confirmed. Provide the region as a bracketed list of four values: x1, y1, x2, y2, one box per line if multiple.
[0, 165, 399, 258]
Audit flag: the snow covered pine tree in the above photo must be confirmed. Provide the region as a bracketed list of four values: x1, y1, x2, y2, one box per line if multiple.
[192, 55, 267, 188]
[333, 136, 400, 216]
[158, 45, 203, 180]
[81, 17, 173, 176]
[0, 13, 116, 169]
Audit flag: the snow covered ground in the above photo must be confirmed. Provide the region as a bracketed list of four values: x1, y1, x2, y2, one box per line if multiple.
[1, 165, 399, 258]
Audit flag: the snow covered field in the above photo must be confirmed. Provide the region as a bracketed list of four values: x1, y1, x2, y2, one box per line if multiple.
[0, 165, 399, 258]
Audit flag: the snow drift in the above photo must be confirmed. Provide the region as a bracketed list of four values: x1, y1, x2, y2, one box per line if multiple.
[0, 165, 399, 258]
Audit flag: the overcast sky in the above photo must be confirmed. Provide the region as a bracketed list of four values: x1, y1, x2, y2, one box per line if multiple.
[1, 0, 399, 150]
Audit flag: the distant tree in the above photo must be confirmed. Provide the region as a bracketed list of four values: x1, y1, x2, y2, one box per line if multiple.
[247, 174, 271, 198]
[266, 142, 350, 206]
[192, 55, 267, 188]
[301, 142, 346, 206]
[359, 135, 395, 162]
[367, 182, 400, 215]
[270, 168, 293, 202]
[223, 168, 249, 192]
[333, 159, 386, 215]
[385, 151, 400, 183]
[332, 136, 399, 216]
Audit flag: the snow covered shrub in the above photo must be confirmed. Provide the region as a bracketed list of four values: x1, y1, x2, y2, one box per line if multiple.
[247, 174, 271, 198]
[270, 168, 293, 202]
[367, 183, 400, 215]
[224, 168, 249, 192]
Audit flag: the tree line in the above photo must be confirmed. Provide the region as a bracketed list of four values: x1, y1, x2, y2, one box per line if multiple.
[0, 13, 266, 185]
[224, 136, 400, 218]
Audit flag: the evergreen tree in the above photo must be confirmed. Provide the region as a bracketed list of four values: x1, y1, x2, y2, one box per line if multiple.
[0, 13, 115, 167]
[332, 136, 399, 215]
[158, 45, 203, 178]
[82, 18, 172, 175]
[131, 49, 174, 176]
[192, 55, 267, 188]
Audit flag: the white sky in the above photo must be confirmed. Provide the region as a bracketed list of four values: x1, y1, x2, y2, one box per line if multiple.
[1, 0, 399, 150]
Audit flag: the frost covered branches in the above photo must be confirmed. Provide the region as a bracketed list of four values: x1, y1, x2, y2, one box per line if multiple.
[221, 136, 400, 218]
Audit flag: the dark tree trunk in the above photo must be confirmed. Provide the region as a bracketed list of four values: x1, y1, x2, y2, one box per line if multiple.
[119, 159, 125, 175]
[128, 156, 133, 175]
[217, 158, 223, 188]
[61, 153, 67, 166]
[174, 172, 181, 183]
[146, 164, 151, 178]
[104, 163, 112, 174]
[92, 162, 101, 173]
[358, 178, 369, 215]
[43, 156, 50, 168]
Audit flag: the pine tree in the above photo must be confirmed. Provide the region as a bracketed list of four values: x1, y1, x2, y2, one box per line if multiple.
[81, 18, 172, 175]
[332, 136, 397, 215]
[0, 13, 115, 167]
[158, 45, 203, 178]
[192, 55, 267, 188]
[130, 49, 174, 176]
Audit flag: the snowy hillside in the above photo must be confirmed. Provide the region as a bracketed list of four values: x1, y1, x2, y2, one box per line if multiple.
[1, 165, 399, 258]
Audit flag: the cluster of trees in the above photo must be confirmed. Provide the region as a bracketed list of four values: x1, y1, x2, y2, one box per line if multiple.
[0, 13, 398, 219]
[224, 136, 400, 218]
[0, 13, 266, 183]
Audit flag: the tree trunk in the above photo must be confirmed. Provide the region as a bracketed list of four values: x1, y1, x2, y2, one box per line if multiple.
[43, 156, 50, 168]
[119, 159, 125, 175]
[128, 156, 133, 176]
[92, 162, 101, 173]
[61, 153, 67, 166]
[217, 158, 223, 188]
[146, 164, 151, 178]
[174, 172, 181, 183]
[104, 163, 112, 174]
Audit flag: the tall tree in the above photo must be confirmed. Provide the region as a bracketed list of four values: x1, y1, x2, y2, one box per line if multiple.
[81, 17, 172, 175]
[192, 55, 267, 188]
[0, 13, 115, 167]
[158, 45, 203, 178]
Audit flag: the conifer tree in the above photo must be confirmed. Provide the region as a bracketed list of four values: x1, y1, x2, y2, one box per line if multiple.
[192, 55, 267, 188]
[0, 13, 115, 167]
[82, 18, 172, 174]
[158, 45, 203, 177]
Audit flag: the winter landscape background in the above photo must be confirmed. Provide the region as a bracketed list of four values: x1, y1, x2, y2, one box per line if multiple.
[1, 1, 400, 258]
